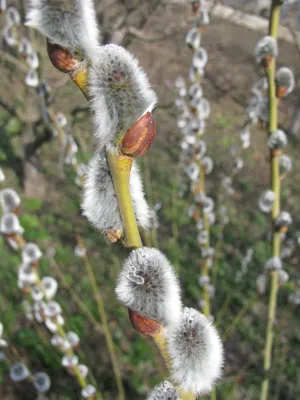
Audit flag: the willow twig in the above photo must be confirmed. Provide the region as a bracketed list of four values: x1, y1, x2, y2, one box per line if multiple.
[260, 2, 282, 399]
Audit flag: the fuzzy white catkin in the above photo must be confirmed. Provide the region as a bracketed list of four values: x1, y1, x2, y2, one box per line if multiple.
[89, 44, 157, 148]
[255, 36, 278, 64]
[115, 247, 182, 327]
[276, 67, 295, 95]
[33, 372, 51, 393]
[82, 150, 150, 235]
[26, 0, 99, 58]
[0, 213, 23, 235]
[10, 363, 30, 382]
[279, 154, 292, 175]
[185, 27, 201, 50]
[168, 307, 223, 395]
[267, 129, 287, 150]
[0, 188, 21, 213]
[147, 380, 179, 400]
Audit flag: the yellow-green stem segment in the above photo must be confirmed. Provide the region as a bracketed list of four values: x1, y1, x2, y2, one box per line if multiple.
[107, 151, 142, 248]
[261, 2, 282, 399]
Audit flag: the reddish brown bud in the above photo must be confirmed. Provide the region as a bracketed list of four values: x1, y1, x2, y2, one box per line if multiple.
[128, 309, 161, 336]
[47, 42, 79, 73]
[190, 107, 197, 116]
[121, 112, 156, 157]
[276, 85, 287, 99]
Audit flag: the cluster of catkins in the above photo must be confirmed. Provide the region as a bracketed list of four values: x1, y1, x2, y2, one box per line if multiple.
[0, 170, 95, 398]
[25, 0, 156, 240]
[1, 1, 88, 190]
[253, 34, 295, 296]
[27, 0, 223, 399]
[116, 247, 224, 397]
[175, 0, 217, 318]
[24, 0, 224, 397]
[0, 322, 51, 397]
[51, 111, 89, 187]
[1, 3, 40, 88]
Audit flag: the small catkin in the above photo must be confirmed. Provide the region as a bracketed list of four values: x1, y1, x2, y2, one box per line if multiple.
[147, 380, 179, 400]
[26, 0, 99, 58]
[115, 247, 182, 327]
[167, 307, 224, 395]
[89, 44, 157, 149]
[81, 150, 150, 236]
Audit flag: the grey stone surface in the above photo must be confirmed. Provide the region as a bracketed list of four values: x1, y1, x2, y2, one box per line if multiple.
[225, 0, 300, 29]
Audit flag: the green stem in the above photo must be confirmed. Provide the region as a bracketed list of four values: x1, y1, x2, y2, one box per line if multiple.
[260, 2, 282, 399]
[107, 151, 142, 248]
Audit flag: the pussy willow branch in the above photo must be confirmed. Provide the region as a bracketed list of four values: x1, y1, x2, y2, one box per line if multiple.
[32, 273, 101, 395]
[1, 342, 37, 397]
[68, 63, 196, 400]
[260, 1, 281, 399]
[13, 239, 95, 395]
[9, 233, 95, 394]
[0, 185, 98, 397]
[34, 276, 104, 399]
[194, 77, 211, 319]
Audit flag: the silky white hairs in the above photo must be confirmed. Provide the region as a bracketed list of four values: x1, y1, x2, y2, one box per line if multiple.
[276, 67, 295, 96]
[147, 381, 179, 400]
[0, 188, 21, 213]
[168, 307, 224, 395]
[81, 150, 150, 236]
[26, 0, 99, 57]
[255, 35, 278, 64]
[89, 44, 157, 149]
[115, 247, 182, 327]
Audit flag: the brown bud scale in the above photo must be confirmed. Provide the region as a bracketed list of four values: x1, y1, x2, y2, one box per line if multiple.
[121, 112, 156, 157]
[128, 309, 161, 336]
[47, 42, 79, 73]
[276, 85, 287, 99]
